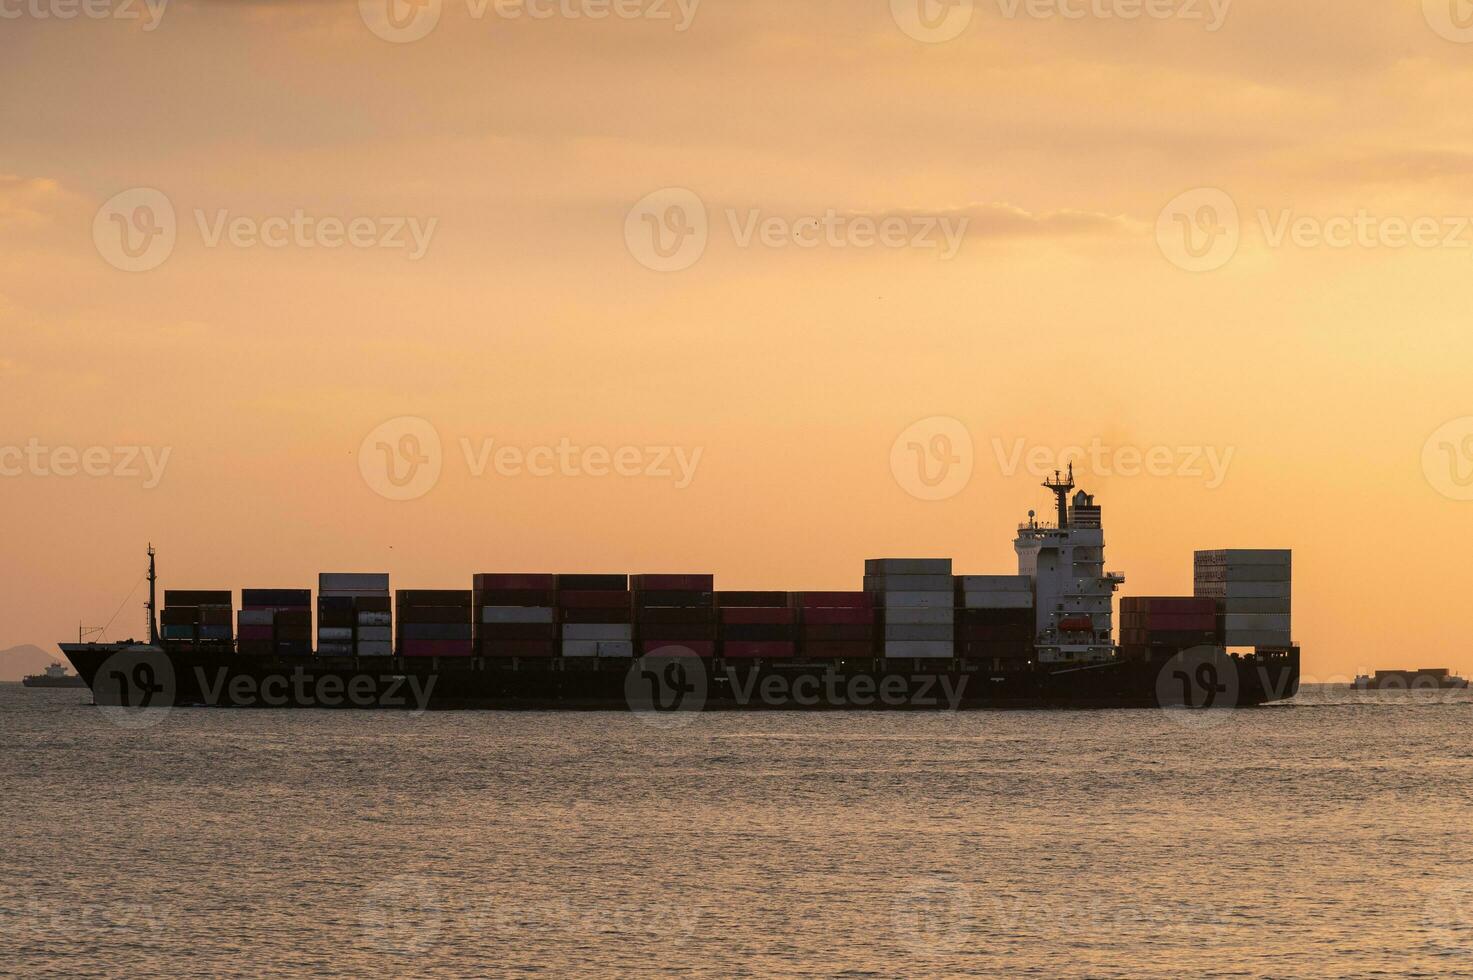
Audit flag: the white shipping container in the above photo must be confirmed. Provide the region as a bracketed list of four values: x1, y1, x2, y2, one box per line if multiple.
[238, 609, 275, 626]
[317, 642, 352, 655]
[561, 640, 599, 657]
[317, 627, 353, 641]
[356, 641, 393, 656]
[961, 591, 1032, 609]
[863, 573, 954, 592]
[562, 623, 633, 641]
[883, 640, 953, 659]
[563, 639, 636, 657]
[357, 626, 392, 642]
[884, 624, 953, 641]
[358, 612, 391, 626]
[1195, 581, 1291, 600]
[956, 575, 1032, 591]
[884, 607, 955, 625]
[1195, 549, 1291, 567]
[882, 591, 954, 609]
[596, 641, 635, 658]
[320, 573, 391, 591]
[481, 606, 555, 624]
[865, 558, 952, 575]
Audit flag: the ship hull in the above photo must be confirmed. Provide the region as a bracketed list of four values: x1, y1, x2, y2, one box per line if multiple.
[60, 644, 1299, 712]
[21, 675, 88, 688]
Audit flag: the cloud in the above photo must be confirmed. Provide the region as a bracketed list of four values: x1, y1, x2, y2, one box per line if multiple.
[841, 203, 1136, 239]
[0, 175, 72, 229]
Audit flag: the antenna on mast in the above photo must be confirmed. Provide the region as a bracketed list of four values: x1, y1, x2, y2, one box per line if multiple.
[1042, 462, 1075, 527]
[146, 543, 159, 645]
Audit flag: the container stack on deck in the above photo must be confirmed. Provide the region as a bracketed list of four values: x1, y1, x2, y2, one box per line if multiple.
[161, 590, 233, 649]
[718, 591, 796, 659]
[238, 589, 311, 657]
[794, 592, 876, 659]
[1118, 597, 1217, 659]
[955, 575, 1034, 666]
[1193, 550, 1292, 648]
[474, 574, 557, 658]
[557, 575, 633, 658]
[632, 574, 716, 657]
[318, 573, 391, 656]
[396, 590, 473, 657]
[865, 559, 954, 660]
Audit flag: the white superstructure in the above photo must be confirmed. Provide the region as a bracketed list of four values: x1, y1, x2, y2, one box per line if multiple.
[1014, 466, 1124, 664]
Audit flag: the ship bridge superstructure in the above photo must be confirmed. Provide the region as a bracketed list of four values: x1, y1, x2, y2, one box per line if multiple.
[1014, 465, 1124, 664]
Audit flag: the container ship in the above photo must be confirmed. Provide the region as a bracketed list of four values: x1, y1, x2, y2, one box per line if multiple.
[21, 662, 87, 688]
[1351, 668, 1468, 691]
[59, 470, 1300, 712]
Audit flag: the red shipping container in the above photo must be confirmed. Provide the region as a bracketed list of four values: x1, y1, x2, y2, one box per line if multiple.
[401, 639, 474, 657]
[638, 640, 714, 657]
[720, 607, 796, 625]
[632, 574, 715, 591]
[716, 591, 790, 607]
[723, 641, 796, 658]
[801, 625, 875, 642]
[801, 607, 876, 625]
[557, 590, 633, 609]
[802, 641, 875, 658]
[796, 592, 874, 609]
[238, 625, 274, 641]
[474, 573, 556, 591]
[474, 589, 557, 607]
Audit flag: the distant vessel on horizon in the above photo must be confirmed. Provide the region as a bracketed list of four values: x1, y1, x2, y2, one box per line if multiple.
[22, 662, 87, 688]
[1352, 668, 1468, 691]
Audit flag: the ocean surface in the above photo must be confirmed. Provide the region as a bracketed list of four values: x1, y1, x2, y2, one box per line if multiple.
[4, 683, 1473, 978]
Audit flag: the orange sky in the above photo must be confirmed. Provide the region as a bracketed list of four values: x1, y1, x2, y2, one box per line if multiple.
[3, 0, 1472, 678]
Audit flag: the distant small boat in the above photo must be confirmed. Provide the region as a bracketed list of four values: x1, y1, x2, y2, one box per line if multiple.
[21, 662, 87, 689]
[1352, 668, 1468, 691]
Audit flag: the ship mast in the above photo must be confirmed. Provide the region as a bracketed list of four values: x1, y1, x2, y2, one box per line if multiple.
[1042, 463, 1075, 527]
[146, 543, 159, 645]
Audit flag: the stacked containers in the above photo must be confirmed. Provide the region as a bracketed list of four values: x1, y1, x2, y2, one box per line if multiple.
[793, 591, 875, 659]
[718, 591, 796, 659]
[955, 575, 1034, 664]
[865, 559, 954, 660]
[1193, 550, 1292, 648]
[557, 575, 633, 658]
[318, 573, 391, 656]
[474, 574, 557, 658]
[632, 575, 715, 657]
[1118, 597, 1217, 655]
[161, 590, 234, 649]
[396, 590, 473, 657]
[239, 589, 312, 657]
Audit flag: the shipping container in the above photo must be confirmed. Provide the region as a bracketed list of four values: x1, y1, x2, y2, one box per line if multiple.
[555, 574, 628, 591]
[863, 574, 954, 592]
[864, 559, 952, 576]
[631, 574, 715, 591]
[474, 573, 556, 591]
[723, 641, 796, 659]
